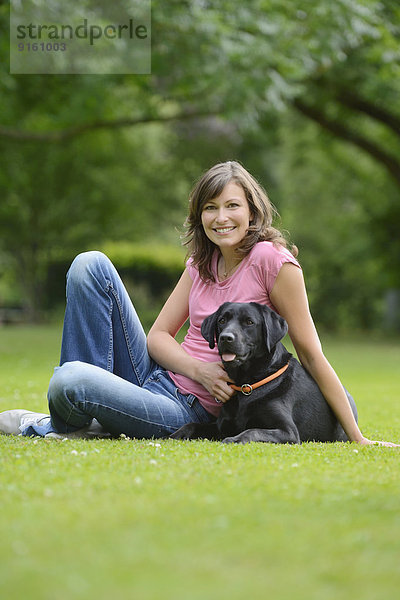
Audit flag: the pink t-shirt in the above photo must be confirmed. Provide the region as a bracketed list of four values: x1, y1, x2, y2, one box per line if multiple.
[168, 241, 300, 416]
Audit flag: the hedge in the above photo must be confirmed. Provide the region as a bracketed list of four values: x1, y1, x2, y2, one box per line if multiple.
[45, 242, 187, 309]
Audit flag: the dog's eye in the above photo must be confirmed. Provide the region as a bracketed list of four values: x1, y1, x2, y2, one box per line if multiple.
[246, 319, 254, 325]
[218, 317, 226, 325]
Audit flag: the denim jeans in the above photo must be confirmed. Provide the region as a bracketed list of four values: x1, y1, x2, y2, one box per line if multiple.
[23, 251, 212, 438]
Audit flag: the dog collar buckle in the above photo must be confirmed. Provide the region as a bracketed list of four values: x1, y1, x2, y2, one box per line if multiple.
[229, 362, 290, 396]
[241, 384, 253, 395]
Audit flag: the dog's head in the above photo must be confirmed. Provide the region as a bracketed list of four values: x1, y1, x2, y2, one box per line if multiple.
[201, 302, 288, 367]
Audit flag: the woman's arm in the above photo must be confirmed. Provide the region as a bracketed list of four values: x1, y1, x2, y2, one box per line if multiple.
[147, 269, 233, 403]
[270, 263, 398, 447]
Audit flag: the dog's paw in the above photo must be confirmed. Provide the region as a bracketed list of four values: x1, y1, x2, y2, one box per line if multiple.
[222, 434, 251, 444]
[170, 423, 197, 440]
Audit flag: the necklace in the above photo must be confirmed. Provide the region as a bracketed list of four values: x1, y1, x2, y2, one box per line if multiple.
[220, 256, 242, 279]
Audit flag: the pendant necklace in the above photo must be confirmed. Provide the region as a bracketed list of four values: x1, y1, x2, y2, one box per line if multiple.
[221, 257, 241, 279]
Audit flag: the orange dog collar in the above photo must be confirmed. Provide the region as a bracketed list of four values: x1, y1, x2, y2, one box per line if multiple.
[229, 362, 289, 396]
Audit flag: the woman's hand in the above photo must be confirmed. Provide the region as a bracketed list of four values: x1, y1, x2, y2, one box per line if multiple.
[195, 361, 234, 404]
[357, 436, 400, 448]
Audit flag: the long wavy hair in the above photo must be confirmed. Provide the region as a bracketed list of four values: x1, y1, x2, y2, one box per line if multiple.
[182, 161, 297, 282]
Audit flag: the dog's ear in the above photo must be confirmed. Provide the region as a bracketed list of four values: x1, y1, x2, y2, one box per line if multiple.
[255, 303, 288, 352]
[201, 303, 228, 349]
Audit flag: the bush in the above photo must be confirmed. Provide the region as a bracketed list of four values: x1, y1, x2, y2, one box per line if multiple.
[44, 242, 186, 325]
[101, 241, 186, 296]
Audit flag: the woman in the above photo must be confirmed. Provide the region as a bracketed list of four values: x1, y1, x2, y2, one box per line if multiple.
[0, 161, 397, 445]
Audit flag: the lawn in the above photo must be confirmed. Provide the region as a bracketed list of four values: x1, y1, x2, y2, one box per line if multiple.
[1, 324, 400, 600]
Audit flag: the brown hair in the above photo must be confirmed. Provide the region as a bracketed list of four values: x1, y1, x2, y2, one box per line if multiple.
[182, 160, 297, 281]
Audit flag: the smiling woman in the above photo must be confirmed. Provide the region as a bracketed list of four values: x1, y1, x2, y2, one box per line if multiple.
[201, 182, 253, 279]
[183, 161, 293, 284]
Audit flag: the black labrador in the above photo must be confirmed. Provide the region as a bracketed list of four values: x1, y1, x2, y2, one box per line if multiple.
[171, 302, 357, 444]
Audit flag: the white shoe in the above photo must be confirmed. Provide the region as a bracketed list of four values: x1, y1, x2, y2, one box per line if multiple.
[45, 419, 112, 440]
[0, 410, 111, 439]
[0, 410, 49, 435]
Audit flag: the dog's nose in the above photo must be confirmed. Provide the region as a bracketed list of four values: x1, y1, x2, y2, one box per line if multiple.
[219, 331, 235, 344]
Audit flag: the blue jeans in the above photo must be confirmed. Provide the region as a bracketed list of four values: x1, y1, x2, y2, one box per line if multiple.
[30, 252, 212, 438]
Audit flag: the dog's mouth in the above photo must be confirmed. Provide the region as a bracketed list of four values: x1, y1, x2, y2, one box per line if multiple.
[220, 351, 251, 366]
[221, 353, 237, 362]
[218, 339, 254, 366]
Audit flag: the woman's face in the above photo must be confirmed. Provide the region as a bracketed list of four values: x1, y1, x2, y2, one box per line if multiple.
[201, 182, 252, 251]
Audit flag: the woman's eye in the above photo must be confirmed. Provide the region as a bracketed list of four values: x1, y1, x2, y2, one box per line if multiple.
[203, 205, 215, 211]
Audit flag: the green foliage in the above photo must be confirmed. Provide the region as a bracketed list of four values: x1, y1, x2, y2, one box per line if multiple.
[0, 124, 191, 317]
[1, 0, 400, 329]
[152, 0, 400, 126]
[100, 240, 186, 273]
[42, 242, 186, 329]
[95, 241, 187, 326]
[275, 112, 396, 331]
[1, 324, 400, 600]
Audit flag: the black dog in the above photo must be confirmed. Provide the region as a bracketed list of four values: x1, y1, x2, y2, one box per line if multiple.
[171, 302, 357, 444]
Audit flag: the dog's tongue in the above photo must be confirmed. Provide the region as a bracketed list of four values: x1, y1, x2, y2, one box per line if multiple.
[222, 353, 236, 362]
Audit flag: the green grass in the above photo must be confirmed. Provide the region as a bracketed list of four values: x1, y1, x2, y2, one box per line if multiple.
[1, 325, 400, 600]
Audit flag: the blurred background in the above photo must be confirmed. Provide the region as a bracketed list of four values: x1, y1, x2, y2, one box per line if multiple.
[0, 0, 399, 333]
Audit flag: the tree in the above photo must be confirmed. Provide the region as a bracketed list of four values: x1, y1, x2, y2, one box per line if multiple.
[1, 1, 399, 324]
[3, 1, 399, 177]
